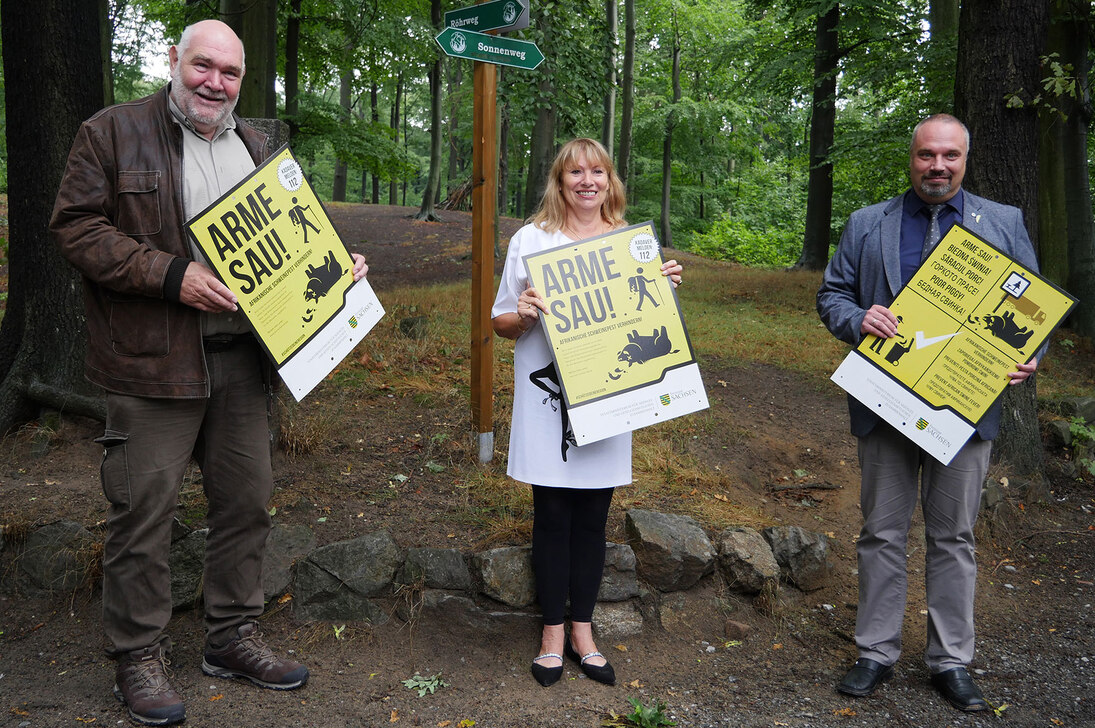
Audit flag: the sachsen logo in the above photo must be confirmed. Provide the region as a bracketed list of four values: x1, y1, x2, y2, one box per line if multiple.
[659, 388, 697, 406]
[348, 316, 359, 329]
[916, 418, 928, 430]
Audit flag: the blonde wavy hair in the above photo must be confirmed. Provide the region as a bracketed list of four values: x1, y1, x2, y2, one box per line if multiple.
[529, 138, 627, 233]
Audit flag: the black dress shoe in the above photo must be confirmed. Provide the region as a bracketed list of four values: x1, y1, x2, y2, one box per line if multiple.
[530, 653, 563, 687]
[564, 639, 615, 686]
[836, 658, 894, 697]
[931, 667, 989, 712]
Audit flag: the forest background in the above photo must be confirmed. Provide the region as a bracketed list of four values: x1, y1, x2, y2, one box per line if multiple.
[0, 0, 1092, 469]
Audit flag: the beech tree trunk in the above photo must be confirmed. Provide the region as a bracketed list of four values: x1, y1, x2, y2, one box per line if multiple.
[524, 9, 556, 215]
[601, 0, 618, 156]
[798, 3, 839, 271]
[954, 0, 1048, 477]
[416, 0, 444, 222]
[617, 0, 635, 192]
[0, 0, 108, 431]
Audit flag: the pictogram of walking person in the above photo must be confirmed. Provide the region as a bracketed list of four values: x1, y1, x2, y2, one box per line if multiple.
[628, 267, 660, 311]
[288, 197, 322, 244]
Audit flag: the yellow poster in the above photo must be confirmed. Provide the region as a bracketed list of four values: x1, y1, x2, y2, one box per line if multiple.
[185, 145, 383, 400]
[523, 221, 707, 444]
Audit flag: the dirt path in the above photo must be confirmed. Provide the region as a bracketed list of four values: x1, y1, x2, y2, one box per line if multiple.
[1, 204, 1092, 727]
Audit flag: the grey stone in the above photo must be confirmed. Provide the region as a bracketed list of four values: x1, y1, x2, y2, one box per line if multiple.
[291, 531, 403, 623]
[399, 547, 472, 591]
[598, 542, 640, 602]
[592, 600, 643, 639]
[715, 527, 780, 594]
[762, 525, 832, 592]
[625, 509, 715, 592]
[19, 520, 98, 594]
[981, 482, 1005, 510]
[724, 619, 752, 640]
[263, 523, 316, 602]
[474, 545, 535, 608]
[1045, 419, 1073, 448]
[169, 528, 207, 610]
[170, 518, 191, 543]
[1060, 396, 1095, 424]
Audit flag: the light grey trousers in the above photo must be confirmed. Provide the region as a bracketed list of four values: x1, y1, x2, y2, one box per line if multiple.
[855, 424, 991, 672]
[99, 340, 273, 656]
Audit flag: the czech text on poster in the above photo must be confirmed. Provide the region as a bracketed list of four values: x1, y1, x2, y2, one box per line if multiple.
[832, 224, 1076, 464]
[523, 221, 708, 445]
[185, 145, 384, 401]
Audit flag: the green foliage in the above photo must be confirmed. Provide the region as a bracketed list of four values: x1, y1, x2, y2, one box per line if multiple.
[401, 672, 448, 697]
[1067, 417, 1095, 477]
[602, 697, 678, 728]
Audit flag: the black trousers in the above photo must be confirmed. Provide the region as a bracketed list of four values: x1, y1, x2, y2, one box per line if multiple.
[531, 485, 614, 625]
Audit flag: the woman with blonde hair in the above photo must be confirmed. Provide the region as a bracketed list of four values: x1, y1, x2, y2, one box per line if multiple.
[492, 138, 682, 687]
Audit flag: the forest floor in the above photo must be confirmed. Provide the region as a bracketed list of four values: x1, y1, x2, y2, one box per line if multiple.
[0, 204, 1093, 727]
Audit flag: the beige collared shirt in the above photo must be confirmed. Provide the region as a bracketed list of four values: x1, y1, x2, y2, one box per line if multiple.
[168, 92, 255, 336]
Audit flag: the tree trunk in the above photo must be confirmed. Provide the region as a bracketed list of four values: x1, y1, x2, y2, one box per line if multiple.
[371, 83, 381, 204]
[389, 73, 403, 205]
[416, 0, 444, 222]
[284, 0, 301, 139]
[1058, 1, 1095, 338]
[601, 0, 618, 156]
[798, 3, 839, 271]
[524, 10, 556, 215]
[99, 0, 113, 106]
[659, 15, 680, 247]
[928, 0, 959, 109]
[954, 0, 1048, 477]
[447, 62, 463, 197]
[222, 0, 277, 118]
[617, 0, 635, 192]
[0, 0, 108, 431]
[498, 67, 511, 217]
[332, 65, 351, 202]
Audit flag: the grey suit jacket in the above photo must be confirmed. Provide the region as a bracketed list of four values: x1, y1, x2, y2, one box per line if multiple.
[817, 190, 1040, 441]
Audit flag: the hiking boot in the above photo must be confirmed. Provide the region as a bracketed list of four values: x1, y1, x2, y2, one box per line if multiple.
[201, 623, 309, 690]
[113, 644, 186, 726]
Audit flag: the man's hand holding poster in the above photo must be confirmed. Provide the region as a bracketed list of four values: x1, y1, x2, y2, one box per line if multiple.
[185, 145, 384, 401]
[832, 224, 1076, 464]
[523, 221, 708, 445]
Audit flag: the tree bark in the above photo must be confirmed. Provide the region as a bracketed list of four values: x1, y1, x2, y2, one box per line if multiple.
[524, 9, 556, 215]
[332, 64, 351, 202]
[221, 0, 277, 118]
[601, 0, 618, 156]
[390, 74, 403, 205]
[1057, 1, 1095, 338]
[0, 0, 108, 431]
[447, 62, 463, 198]
[284, 0, 302, 139]
[371, 83, 381, 204]
[617, 0, 635, 192]
[927, 0, 959, 110]
[498, 67, 511, 217]
[797, 3, 839, 271]
[416, 0, 444, 222]
[659, 14, 680, 247]
[954, 0, 1048, 477]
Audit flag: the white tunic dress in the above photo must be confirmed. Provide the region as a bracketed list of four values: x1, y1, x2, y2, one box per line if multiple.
[492, 223, 632, 489]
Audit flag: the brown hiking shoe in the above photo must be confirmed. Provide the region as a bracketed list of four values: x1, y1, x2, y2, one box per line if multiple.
[113, 644, 186, 726]
[201, 623, 309, 690]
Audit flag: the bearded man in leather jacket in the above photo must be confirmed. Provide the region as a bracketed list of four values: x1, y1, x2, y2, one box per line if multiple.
[50, 20, 366, 726]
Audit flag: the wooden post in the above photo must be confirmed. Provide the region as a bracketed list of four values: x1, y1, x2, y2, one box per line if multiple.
[470, 58, 497, 463]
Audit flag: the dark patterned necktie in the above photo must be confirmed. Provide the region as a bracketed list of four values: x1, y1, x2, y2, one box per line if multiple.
[921, 204, 943, 262]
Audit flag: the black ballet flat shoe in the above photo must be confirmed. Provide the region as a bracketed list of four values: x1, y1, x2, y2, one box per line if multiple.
[530, 653, 563, 687]
[564, 639, 615, 686]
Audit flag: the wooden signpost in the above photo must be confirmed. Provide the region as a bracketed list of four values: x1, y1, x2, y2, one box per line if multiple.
[435, 1, 542, 463]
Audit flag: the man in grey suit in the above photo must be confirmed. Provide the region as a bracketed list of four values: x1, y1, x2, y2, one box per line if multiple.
[817, 114, 1039, 712]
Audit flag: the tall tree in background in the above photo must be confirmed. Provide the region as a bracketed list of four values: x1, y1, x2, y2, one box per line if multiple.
[524, 8, 556, 215]
[601, 0, 618, 156]
[954, 0, 1048, 477]
[284, 0, 303, 138]
[617, 0, 635, 192]
[797, 1, 838, 270]
[0, 0, 107, 432]
[416, 0, 443, 221]
[220, 0, 277, 118]
[659, 6, 681, 247]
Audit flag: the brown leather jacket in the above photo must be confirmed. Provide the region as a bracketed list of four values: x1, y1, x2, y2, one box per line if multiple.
[50, 87, 271, 398]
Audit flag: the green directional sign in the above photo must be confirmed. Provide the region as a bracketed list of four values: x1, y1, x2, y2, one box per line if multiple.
[445, 0, 529, 33]
[435, 27, 543, 70]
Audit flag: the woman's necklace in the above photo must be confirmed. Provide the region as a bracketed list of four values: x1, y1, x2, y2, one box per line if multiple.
[563, 219, 607, 240]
